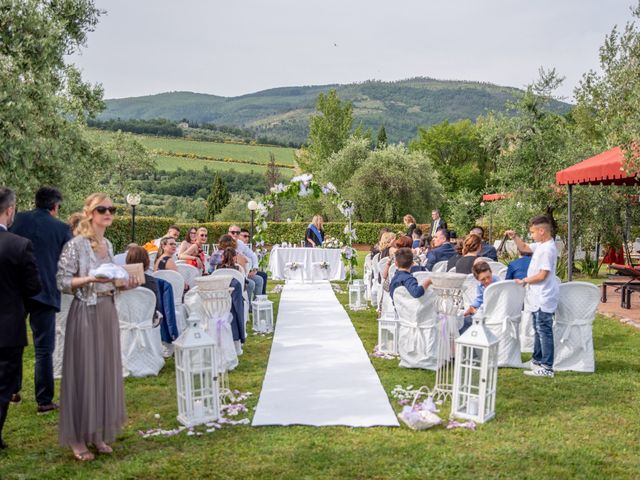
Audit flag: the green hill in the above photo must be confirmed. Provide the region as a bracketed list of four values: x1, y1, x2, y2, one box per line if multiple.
[101, 77, 571, 145]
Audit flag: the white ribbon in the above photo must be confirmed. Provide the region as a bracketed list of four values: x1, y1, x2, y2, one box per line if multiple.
[120, 319, 154, 357]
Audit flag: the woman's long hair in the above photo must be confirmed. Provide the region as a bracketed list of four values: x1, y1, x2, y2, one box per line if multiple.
[218, 234, 236, 250]
[378, 232, 397, 251]
[312, 214, 324, 230]
[462, 234, 482, 255]
[219, 247, 237, 269]
[154, 237, 174, 268]
[185, 226, 197, 244]
[74, 192, 110, 251]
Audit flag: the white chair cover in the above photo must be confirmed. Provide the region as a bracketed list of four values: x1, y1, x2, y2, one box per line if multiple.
[153, 269, 187, 332]
[363, 253, 373, 301]
[487, 261, 507, 279]
[393, 286, 439, 370]
[210, 268, 249, 334]
[186, 277, 239, 373]
[284, 262, 305, 282]
[311, 262, 331, 281]
[176, 263, 200, 289]
[377, 257, 389, 310]
[520, 310, 535, 353]
[432, 260, 448, 273]
[53, 294, 73, 379]
[477, 257, 493, 263]
[553, 282, 600, 372]
[462, 274, 480, 310]
[370, 253, 381, 307]
[474, 280, 525, 368]
[412, 271, 432, 284]
[116, 288, 164, 377]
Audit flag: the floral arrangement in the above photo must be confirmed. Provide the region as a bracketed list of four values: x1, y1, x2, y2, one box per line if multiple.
[288, 262, 300, 271]
[322, 235, 343, 249]
[318, 261, 330, 270]
[253, 173, 358, 277]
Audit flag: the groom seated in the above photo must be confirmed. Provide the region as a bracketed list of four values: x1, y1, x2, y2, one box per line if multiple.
[425, 228, 456, 271]
[390, 248, 432, 300]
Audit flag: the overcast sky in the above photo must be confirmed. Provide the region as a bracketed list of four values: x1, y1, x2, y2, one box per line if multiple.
[70, 0, 636, 101]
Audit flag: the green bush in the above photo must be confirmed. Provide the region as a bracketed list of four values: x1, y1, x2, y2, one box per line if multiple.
[109, 216, 409, 253]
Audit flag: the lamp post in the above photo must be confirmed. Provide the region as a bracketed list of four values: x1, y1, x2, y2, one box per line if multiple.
[247, 200, 258, 248]
[126, 194, 141, 244]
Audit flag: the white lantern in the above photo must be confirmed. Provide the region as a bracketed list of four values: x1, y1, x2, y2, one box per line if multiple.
[377, 311, 399, 355]
[349, 280, 367, 310]
[174, 314, 220, 427]
[451, 319, 499, 424]
[251, 295, 274, 333]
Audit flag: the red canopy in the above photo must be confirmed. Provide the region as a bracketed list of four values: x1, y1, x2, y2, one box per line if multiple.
[482, 193, 509, 202]
[556, 146, 639, 186]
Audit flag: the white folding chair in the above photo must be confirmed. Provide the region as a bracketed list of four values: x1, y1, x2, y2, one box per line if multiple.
[377, 257, 390, 310]
[487, 261, 507, 280]
[201, 244, 210, 255]
[462, 274, 480, 310]
[177, 263, 200, 289]
[394, 286, 439, 370]
[553, 282, 600, 372]
[210, 268, 250, 342]
[53, 294, 73, 379]
[152, 270, 186, 332]
[370, 253, 381, 306]
[363, 253, 373, 301]
[432, 260, 448, 273]
[475, 280, 525, 368]
[116, 287, 164, 377]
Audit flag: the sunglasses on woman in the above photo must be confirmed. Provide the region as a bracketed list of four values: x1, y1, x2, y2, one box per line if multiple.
[94, 206, 117, 215]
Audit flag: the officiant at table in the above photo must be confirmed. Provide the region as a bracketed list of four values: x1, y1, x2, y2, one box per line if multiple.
[305, 215, 324, 248]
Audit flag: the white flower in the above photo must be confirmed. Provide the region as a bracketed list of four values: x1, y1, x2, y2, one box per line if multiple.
[154, 413, 161, 419]
[286, 218, 292, 223]
[270, 183, 285, 193]
[291, 173, 313, 183]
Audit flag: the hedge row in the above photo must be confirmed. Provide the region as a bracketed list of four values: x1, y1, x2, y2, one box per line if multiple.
[109, 216, 414, 253]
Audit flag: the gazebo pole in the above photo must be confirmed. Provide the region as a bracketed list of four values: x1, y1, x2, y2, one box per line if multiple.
[567, 184, 573, 281]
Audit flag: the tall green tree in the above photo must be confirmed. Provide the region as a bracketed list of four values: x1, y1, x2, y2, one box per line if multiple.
[0, 0, 104, 203]
[410, 119, 489, 195]
[376, 125, 388, 149]
[305, 89, 353, 172]
[206, 174, 230, 221]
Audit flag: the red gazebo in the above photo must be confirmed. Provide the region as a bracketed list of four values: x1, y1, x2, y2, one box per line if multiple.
[556, 146, 640, 279]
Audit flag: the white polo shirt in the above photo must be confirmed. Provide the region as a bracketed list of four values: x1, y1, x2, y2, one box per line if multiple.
[525, 239, 559, 313]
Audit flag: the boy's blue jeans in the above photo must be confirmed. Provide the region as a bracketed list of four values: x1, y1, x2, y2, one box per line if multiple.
[532, 309, 554, 371]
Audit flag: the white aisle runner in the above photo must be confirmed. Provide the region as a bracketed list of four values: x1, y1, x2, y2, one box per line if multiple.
[252, 281, 399, 427]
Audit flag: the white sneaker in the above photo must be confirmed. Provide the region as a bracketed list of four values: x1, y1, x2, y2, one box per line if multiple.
[523, 360, 541, 370]
[524, 367, 554, 378]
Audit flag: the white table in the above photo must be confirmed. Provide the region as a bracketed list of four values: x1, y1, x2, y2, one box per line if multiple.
[268, 247, 346, 281]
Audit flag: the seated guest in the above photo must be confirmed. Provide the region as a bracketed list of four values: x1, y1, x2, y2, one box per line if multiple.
[425, 228, 456, 271]
[211, 234, 249, 273]
[469, 226, 498, 261]
[214, 247, 239, 271]
[417, 233, 433, 257]
[411, 228, 422, 249]
[371, 228, 391, 257]
[390, 248, 432, 300]
[462, 261, 499, 334]
[446, 238, 464, 271]
[126, 246, 161, 313]
[153, 225, 180, 248]
[240, 228, 267, 295]
[382, 235, 414, 282]
[184, 227, 208, 274]
[506, 250, 533, 280]
[453, 234, 483, 274]
[114, 243, 138, 266]
[229, 225, 263, 299]
[403, 214, 417, 237]
[154, 237, 178, 272]
[178, 226, 198, 260]
[378, 232, 397, 260]
[305, 215, 324, 247]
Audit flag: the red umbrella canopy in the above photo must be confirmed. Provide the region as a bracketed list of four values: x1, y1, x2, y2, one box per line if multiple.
[556, 146, 639, 186]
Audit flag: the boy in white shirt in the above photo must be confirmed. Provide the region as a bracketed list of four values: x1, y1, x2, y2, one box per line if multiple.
[505, 215, 559, 378]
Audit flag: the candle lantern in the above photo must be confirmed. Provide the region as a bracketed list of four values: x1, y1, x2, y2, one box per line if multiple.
[451, 318, 499, 424]
[348, 280, 367, 311]
[377, 311, 399, 355]
[174, 313, 220, 427]
[251, 295, 274, 333]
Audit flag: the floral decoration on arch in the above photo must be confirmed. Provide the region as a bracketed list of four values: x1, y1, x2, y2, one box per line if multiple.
[253, 173, 357, 272]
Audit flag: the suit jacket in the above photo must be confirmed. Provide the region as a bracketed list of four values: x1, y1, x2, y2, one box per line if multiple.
[426, 242, 456, 271]
[10, 208, 72, 310]
[480, 242, 498, 262]
[0, 230, 42, 347]
[430, 218, 447, 236]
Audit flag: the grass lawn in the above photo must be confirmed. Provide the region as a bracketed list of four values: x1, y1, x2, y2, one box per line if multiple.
[2, 256, 639, 478]
[89, 129, 297, 166]
[153, 154, 293, 177]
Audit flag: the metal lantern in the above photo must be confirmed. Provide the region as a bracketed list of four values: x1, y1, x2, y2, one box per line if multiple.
[377, 311, 399, 355]
[251, 295, 274, 333]
[451, 318, 499, 424]
[174, 314, 220, 427]
[349, 280, 367, 311]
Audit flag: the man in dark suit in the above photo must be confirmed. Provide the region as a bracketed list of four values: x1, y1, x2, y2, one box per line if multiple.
[425, 228, 456, 271]
[430, 209, 447, 237]
[9, 186, 72, 413]
[0, 187, 42, 449]
[470, 226, 498, 261]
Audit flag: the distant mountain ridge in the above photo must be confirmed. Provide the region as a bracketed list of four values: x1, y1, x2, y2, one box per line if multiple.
[101, 77, 571, 144]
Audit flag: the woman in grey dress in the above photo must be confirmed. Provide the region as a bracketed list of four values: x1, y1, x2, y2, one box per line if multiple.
[56, 193, 136, 461]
